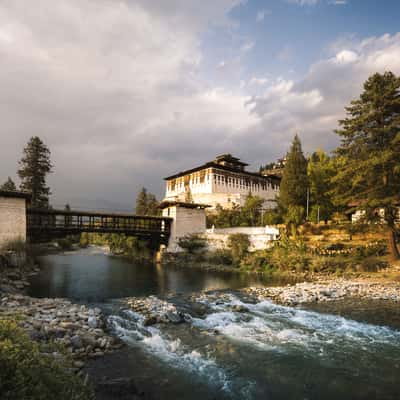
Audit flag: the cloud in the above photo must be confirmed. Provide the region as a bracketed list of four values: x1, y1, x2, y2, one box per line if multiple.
[244, 33, 400, 160]
[0, 0, 251, 207]
[248, 77, 269, 86]
[0, 0, 399, 210]
[256, 9, 270, 22]
[287, 0, 319, 6]
[240, 41, 255, 52]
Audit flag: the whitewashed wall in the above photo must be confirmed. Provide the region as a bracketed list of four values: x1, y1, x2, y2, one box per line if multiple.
[204, 226, 280, 252]
[0, 196, 27, 247]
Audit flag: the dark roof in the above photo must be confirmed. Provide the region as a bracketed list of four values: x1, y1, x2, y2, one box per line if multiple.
[159, 201, 211, 209]
[215, 154, 248, 166]
[164, 161, 281, 181]
[0, 190, 31, 200]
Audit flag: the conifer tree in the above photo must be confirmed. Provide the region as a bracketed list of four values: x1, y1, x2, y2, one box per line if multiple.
[278, 135, 308, 214]
[307, 150, 335, 223]
[135, 187, 148, 215]
[0, 177, 17, 191]
[332, 72, 400, 259]
[135, 187, 159, 216]
[18, 136, 53, 208]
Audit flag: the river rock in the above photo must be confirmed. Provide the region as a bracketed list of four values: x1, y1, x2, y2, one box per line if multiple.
[88, 316, 98, 328]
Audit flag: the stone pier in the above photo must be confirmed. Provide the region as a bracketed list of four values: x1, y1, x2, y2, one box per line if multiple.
[0, 191, 30, 249]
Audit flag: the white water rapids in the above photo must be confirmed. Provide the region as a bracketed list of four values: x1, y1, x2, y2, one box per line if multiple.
[108, 293, 400, 400]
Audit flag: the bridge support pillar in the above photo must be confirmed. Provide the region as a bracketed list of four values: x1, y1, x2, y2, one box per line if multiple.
[160, 201, 209, 253]
[0, 191, 30, 249]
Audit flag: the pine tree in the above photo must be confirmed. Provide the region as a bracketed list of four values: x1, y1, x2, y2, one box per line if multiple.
[135, 187, 159, 216]
[18, 137, 53, 208]
[135, 187, 148, 215]
[332, 71, 400, 260]
[0, 177, 17, 191]
[307, 150, 336, 223]
[278, 134, 309, 214]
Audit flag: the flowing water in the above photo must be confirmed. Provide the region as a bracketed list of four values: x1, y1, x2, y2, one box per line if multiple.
[28, 248, 400, 400]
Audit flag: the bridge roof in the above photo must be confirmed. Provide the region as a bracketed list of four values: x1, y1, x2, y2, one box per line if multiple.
[27, 207, 172, 220]
[0, 190, 31, 199]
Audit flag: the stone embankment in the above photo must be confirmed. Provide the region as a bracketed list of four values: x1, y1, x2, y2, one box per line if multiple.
[0, 294, 123, 369]
[243, 280, 400, 306]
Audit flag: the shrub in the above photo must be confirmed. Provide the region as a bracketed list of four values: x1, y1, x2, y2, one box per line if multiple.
[0, 318, 93, 400]
[178, 234, 207, 254]
[227, 233, 250, 265]
[56, 237, 74, 250]
[206, 249, 233, 265]
[0, 238, 27, 254]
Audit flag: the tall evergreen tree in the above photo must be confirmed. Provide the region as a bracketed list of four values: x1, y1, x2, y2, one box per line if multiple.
[18, 137, 53, 208]
[135, 187, 148, 215]
[332, 71, 400, 259]
[307, 150, 336, 223]
[135, 187, 159, 216]
[0, 177, 17, 191]
[278, 135, 309, 213]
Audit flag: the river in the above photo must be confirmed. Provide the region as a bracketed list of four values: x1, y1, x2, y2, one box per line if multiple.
[28, 247, 400, 400]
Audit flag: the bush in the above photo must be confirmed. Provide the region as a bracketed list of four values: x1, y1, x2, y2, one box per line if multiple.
[227, 233, 250, 265]
[178, 234, 207, 254]
[206, 249, 233, 265]
[56, 237, 74, 250]
[0, 238, 27, 254]
[0, 318, 93, 400]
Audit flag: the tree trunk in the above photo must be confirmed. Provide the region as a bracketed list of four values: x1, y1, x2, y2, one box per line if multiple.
[388, 226, 400, 261]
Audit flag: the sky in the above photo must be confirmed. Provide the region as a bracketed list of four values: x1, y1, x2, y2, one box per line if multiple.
[1, 0, 400, 210]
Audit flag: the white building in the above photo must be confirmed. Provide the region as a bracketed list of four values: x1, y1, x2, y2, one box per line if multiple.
[163, 154, 280, 210]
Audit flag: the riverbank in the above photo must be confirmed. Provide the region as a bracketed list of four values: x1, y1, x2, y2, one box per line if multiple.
[242, 278, 400, 306]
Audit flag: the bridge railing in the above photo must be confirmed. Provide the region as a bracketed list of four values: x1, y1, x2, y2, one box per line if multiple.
[26, 208, 172, 244]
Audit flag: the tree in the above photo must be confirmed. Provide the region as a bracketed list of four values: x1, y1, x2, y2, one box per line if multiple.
[228, 233, 250, 265]
[0, 177, 17, 191]
[18, 136, 53, 208]
[332, 71, 400, 260]
[307, 150, 336, 223]
[241, 193, 264, 226]
[278, 135, 309, 215]
[284, 205, 305, 237]
[135, 187, 159, 216]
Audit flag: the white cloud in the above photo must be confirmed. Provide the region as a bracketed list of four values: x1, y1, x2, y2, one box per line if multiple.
[256, 9, 270, 22]
[240, 41, 255, 52]
[0, 0, 253, 207]
[287, 0, 319, 6]
[249, 77, 269, 86]
[245, 33, 400, 160]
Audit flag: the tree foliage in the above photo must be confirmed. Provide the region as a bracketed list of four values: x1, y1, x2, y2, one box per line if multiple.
[307, 150, 336, 223]
[278, 135, 308, 214]
[18, 136, 53, 208]
[208, 193, 267, 228]
[227, 233, 250, 265]
[135, 187, 159, 216]
[0, 318, 93, 400]
[0, 177, 17, 191]
[332, 71, 400, 259]
[177, 234, 207, 254]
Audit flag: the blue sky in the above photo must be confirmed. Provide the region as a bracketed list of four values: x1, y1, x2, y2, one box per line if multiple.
[203, 0, 400, 87]
[0, 0, 399, 208]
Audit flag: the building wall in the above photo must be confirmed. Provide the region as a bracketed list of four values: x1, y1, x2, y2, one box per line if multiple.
[204, 226, 279, 252]
[0, 196, 27, 247]
[162, 205, 206, 252]
[165, 167, 279, 209]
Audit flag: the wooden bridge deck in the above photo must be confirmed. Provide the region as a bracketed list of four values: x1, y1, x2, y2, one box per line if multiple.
[27, 208, 172, 246]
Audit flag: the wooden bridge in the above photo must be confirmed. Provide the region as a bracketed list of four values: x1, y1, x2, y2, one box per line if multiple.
[26, 208, 172, 247]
